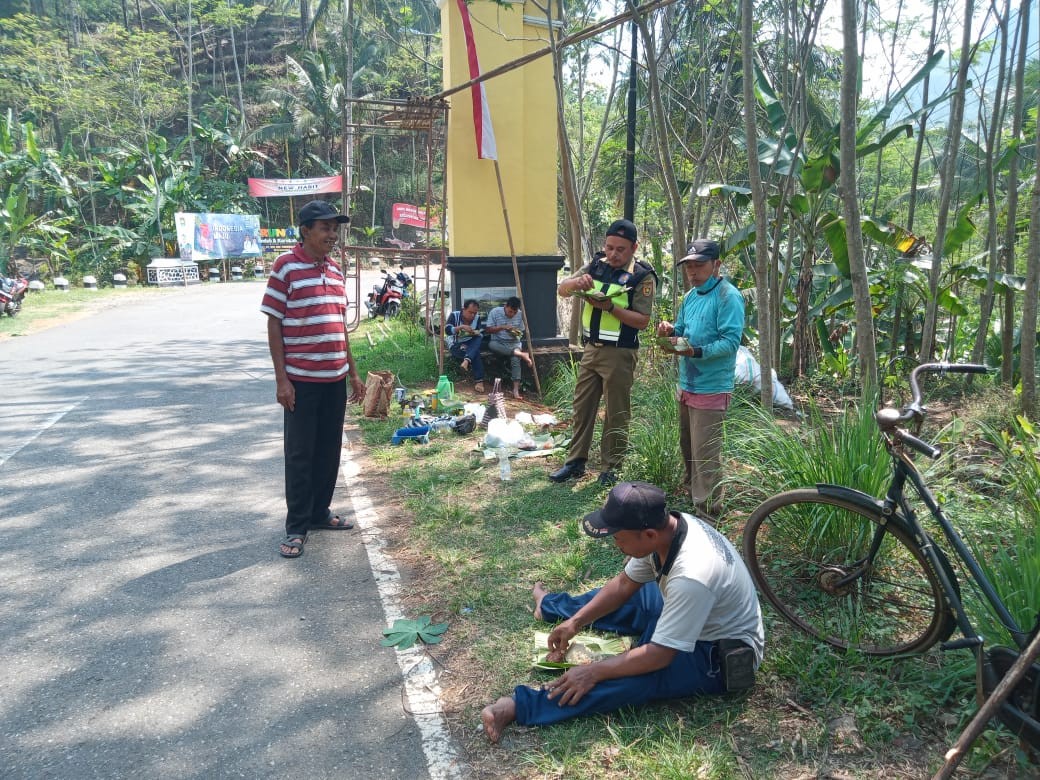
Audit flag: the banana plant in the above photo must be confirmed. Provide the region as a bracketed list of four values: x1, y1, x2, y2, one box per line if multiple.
[0, 189, 36, 275]
[700, 51, 956, 376]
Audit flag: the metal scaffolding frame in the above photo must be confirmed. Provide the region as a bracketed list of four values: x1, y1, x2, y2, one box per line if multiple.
[339, 97, 449, 364]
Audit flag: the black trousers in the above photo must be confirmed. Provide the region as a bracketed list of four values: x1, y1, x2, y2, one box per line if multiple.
[283, 378, 347, 536]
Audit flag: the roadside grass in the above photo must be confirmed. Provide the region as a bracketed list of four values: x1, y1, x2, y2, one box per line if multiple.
[350, 316, 1034, 778]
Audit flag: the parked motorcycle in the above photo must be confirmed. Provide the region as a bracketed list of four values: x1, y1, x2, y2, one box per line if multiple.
[0, 274, 29, 317]
[365, 268, 412, 318]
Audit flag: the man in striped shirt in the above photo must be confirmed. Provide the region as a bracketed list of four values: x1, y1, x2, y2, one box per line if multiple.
[261, 200, 367, 558]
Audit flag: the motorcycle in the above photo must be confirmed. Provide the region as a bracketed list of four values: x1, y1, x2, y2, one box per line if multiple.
[0, 273, 29, 317]
[365, 268, 412, 318]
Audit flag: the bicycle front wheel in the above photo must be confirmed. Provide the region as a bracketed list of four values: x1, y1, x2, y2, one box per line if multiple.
[743, 489, 954, 656]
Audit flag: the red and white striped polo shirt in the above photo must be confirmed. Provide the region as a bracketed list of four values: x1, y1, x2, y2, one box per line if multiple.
[260, 244, 349, 382]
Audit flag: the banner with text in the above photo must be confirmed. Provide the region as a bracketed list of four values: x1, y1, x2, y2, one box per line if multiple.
[391, 202, 440, 230]
[247, 175, 342, 198]
[175, 213, 263, 261]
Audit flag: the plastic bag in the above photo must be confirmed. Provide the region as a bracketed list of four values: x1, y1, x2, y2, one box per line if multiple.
[485, 418, 526, 449]
[734, 346, 795, 410]
[363, 370, 396, 417]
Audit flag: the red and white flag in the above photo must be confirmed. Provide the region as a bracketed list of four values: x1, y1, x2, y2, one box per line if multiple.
[455, 0, 497, 160]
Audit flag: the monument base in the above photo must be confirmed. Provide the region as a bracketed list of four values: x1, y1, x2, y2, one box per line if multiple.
[447, 255, 567, 348]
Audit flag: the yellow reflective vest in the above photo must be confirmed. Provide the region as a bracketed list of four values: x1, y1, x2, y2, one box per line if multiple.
[581, 259, 655, 347]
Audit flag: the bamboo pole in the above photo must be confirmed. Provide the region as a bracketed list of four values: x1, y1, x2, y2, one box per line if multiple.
[932, 633, 1040, 779]
[433, 0, 679, 101]
[492, 160, 542, 396]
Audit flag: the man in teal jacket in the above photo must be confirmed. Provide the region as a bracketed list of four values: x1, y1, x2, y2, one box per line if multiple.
[657, 240, 745, 519]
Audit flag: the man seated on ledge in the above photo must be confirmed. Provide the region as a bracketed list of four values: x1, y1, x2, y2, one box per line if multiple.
[481, 481, 764, 743]
[445, 299, 486, 393]
[484, 296, 534, 400]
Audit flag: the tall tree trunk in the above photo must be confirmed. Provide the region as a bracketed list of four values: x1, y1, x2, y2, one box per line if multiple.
[143, 0, 194, 159]
[741, 0, 773, 410]
[870, 0, 906, 219]
[1001, 0, 1031, 385]
[920, 0, 976, 360]
[1021, 122, 1040, 419]
[840, 0, 876, 396]
[791, 241, 816, 377]
[629, 2, 686, 258]
[226, 0, 246, 133]
[300, 0, 313, 49]
[341, 0, 355, 219]
[970, 0, 1012, 369]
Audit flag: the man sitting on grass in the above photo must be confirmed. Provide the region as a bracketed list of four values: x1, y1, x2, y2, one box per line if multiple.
[481, 481, 764, 742]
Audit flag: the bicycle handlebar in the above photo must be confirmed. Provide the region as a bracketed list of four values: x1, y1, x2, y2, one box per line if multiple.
[875, 363, 988, 460]
[909, 362, 988, 407]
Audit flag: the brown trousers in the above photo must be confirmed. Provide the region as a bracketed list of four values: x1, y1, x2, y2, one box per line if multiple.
[565, 344, 638, 471]
[679, 403, 727, 513]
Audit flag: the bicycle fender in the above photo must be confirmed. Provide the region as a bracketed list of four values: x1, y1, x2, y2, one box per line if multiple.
[814, 484, 886, 515]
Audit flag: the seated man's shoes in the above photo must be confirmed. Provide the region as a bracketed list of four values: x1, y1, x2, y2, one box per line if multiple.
[549, 460, 586, 483]
[597, 470, 618, 487]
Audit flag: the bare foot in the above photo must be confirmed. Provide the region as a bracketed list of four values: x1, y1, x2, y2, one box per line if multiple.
[532, 581, 549, 621]
[481, 696, 517, 743]
[461, 358, 471, 373]
[519, 351, 534, 368]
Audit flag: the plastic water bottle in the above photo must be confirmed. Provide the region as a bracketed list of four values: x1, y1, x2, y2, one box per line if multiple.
[497, 449, 512, 481]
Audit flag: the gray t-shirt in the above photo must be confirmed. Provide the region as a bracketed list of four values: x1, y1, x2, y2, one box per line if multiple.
[485, 306, 523, 348]
[625, 512, 765, 665]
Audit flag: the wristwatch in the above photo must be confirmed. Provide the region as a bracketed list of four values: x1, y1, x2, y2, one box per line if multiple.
[607, 302, 615, 313]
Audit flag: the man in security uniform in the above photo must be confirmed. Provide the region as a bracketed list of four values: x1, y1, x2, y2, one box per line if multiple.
[550, 219, 657, 486]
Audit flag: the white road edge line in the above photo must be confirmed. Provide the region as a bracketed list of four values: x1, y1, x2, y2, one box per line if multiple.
[340, 436, 463, 780]
[0, 398, 87, 468]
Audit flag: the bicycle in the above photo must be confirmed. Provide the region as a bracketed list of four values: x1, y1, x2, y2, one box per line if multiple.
[741, 362, 1040, 749]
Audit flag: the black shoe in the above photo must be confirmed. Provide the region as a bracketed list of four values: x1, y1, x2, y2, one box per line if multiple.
[549, 461, 586, 482]
[597, 471, 618, 487]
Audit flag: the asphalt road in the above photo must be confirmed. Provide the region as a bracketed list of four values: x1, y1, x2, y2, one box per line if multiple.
[0, 281, 456, 779]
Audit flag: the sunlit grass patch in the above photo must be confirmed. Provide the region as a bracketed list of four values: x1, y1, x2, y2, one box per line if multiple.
[346, 313, 1031, 777]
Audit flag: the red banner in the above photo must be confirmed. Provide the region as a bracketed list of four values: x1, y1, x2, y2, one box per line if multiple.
[247, 175, 342, 197]
[392, 203, 440, 230]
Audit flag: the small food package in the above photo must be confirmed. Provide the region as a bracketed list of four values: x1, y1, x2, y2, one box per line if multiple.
[531, 631, 630, 671]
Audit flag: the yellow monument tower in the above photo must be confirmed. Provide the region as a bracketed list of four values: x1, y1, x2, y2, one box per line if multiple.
[440, 0, 565, 346]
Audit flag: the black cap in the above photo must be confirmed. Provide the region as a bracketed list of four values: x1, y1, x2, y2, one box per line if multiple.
[298, 200, 350, 227]
[582, 481, 668, 538]
[677, 239, 720, 265]
[605, 219, 637, 245]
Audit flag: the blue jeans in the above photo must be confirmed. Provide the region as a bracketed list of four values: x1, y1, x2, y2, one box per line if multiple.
[513, 583, 724, 727]
[449, 339, 484, 380]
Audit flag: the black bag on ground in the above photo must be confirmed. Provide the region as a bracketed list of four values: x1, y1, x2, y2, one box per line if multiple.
[717, 639, 756, 691]
[451, 414, 477, 435]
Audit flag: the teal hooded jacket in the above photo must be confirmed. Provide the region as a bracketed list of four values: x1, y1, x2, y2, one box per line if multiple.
[672, 276, 745, 394]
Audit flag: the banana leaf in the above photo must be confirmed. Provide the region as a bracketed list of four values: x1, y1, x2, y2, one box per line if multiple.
[532, 631, 630, 671]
